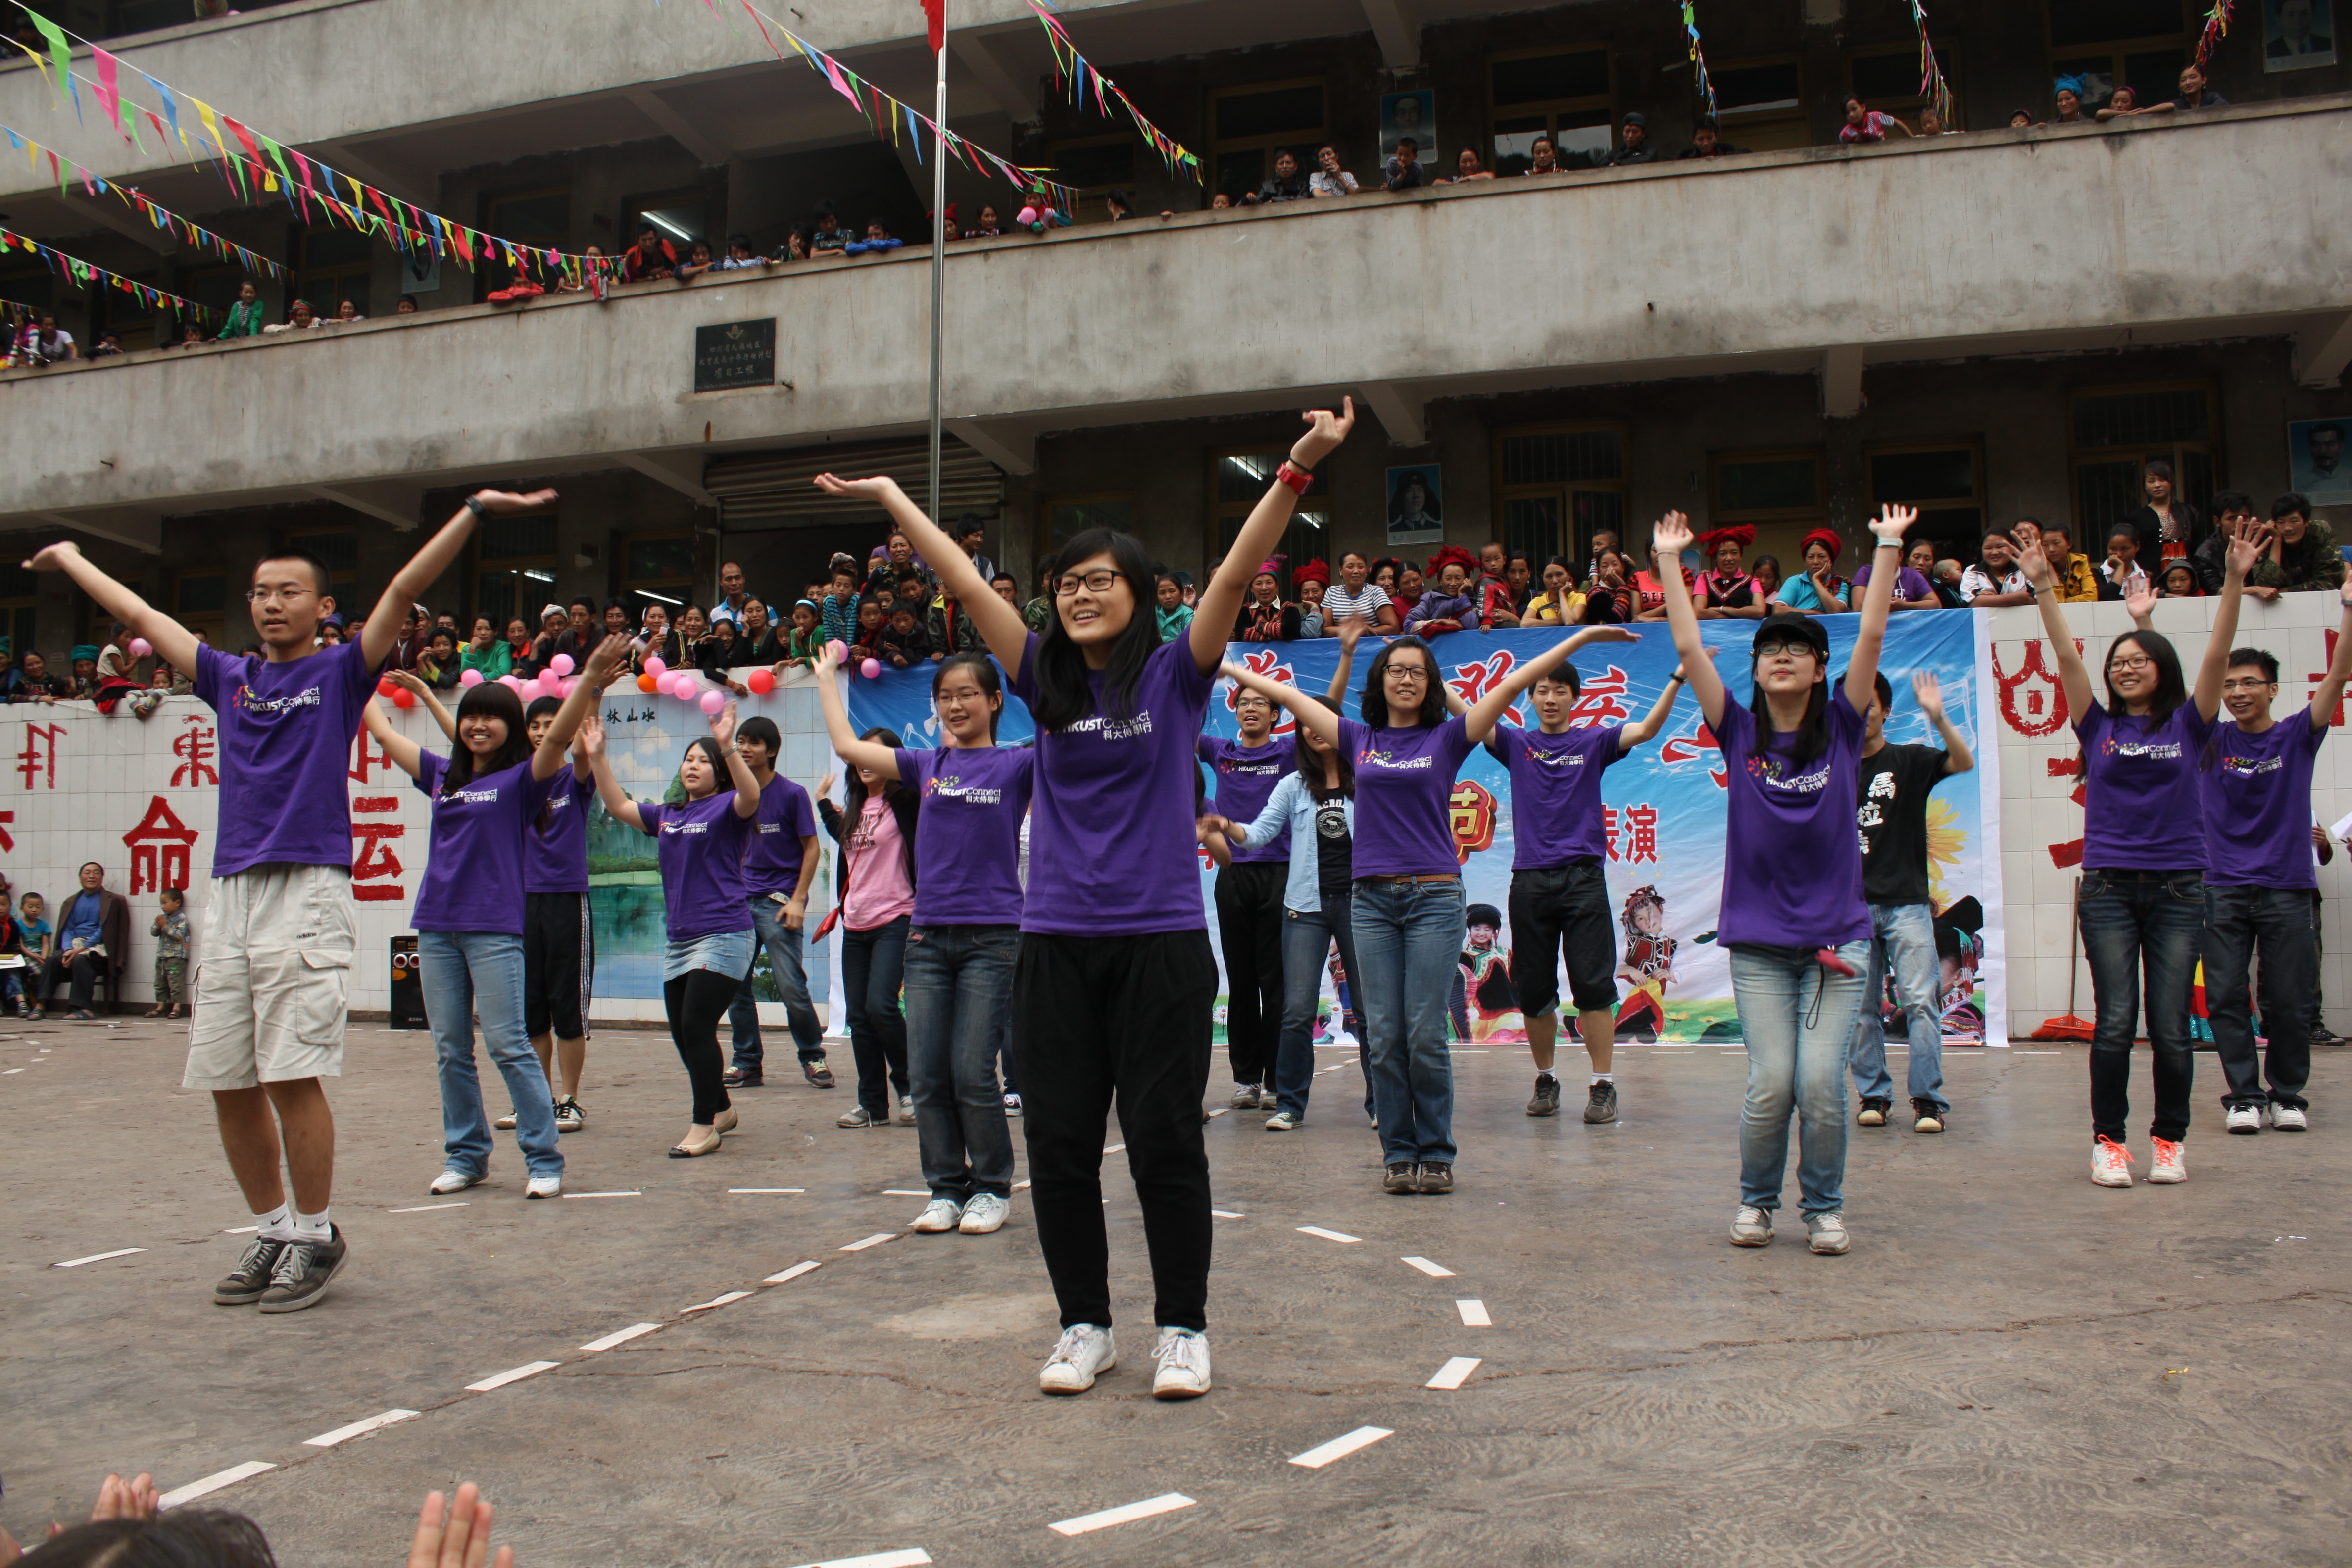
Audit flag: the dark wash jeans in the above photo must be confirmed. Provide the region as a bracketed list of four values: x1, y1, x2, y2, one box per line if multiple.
[902, 923, 1019, 1200]
[1272, 896, 1368, 1121]
[2079, 868, 2204, 1143]
[842, 916, 911, 1118]
[726, 895, 826, 1072]
[2203, 883, 2316, 1111]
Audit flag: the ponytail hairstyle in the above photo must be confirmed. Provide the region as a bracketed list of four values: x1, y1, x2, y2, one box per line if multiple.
[441, 680, 531, 796]
[844, 726, 912, 813]
[932, 652, 1004, 739]
[1025, 527, 1162, 732]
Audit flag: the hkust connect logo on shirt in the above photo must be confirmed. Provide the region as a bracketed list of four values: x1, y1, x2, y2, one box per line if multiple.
[2219, 751, 2283, 777]
[231, 684, 323, 718]
[925, 774, 1004, 805]
[2100, 735, 2183, 761]
[1747, 753, 1829, 794]
[1357, 746, 1434, 771]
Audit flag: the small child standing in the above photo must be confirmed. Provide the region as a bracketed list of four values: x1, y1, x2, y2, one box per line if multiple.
[150, 886, 192, 1020]
[0, 889, 31, 1018]
[879, 603, 933, 668]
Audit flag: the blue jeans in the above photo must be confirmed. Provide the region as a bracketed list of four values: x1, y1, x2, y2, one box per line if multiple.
[1733, 940, 1869, 1216]
[1273, 897, 1366, 1121]
[2079, 869, 2203, 1142]
[2202, 882, 2314, 1111]
[419, 930, 562, 1179]
[726, 896, 826, 1072]
[1846, 903, 1949, 1114]
[1353, 878, 1463, 1164]
[903, 924, 1019, 1200]
[842, 916, 912, 1118]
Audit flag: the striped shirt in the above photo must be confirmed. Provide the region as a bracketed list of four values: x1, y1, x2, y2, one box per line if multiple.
[1320, 583, 1392, 625]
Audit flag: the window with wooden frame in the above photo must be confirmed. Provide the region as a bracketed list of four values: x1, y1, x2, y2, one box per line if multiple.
[1209, 77, 1326, 202]
[2047, 0, 2189, 111]
[1845, 44, 1963, 129]
[1046, 134, 1140, 222]
[1496, 423, 1630, 570]
[1211, 452, 1329, 588]
[483, 185, 570, 294]
[1489, 45, 1615, 173]
[2068, 380, 2219, 543]
[1041, 495, 1136, 579]
[620, 530, 697, 613]
[1865, 439, 1987, 557]
[471, 514, 560, 633]
[1708, 56, 1809, 150]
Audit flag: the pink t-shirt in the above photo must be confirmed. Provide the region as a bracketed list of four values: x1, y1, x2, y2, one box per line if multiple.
[843, 797, 915, 931]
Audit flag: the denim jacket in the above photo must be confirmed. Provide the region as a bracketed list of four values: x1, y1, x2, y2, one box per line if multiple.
[1239, 772, 1354, 915]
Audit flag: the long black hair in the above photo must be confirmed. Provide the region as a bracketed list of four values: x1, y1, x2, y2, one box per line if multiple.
[2105, 629, 2186, 724]
[1297, 726, 1355, 802]
[1362, 635, 1443, 730]
[681, 736, 728, 799]
[440, 680, 531, 795]
[845, 726, 912, 812]
[932, 651, 1004, 739]
[1025, 527, 1161, 732]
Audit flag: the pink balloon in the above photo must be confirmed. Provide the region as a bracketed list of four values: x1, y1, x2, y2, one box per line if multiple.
[642, 655, 667, 679]
[557, 678, 575, 699]
[860, 657, 882, 679]
[459, 669, 484, 688]
[825, 640, 848, 664]
[669, 673, 697, 699]
[1017, 205, 1038, 226]
[520, 679, 545, 701]
[549, 653, 576, 677]
[127, 637, 152, 658]
[699, 689, 726, 716]
[498, 675, 523, 690]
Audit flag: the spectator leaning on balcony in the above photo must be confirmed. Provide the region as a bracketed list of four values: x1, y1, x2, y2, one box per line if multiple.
[1407, 548, 1484, 634]
[716, 234, 769, 272]
[2052, 80, 2097, 125]
[622, 223, 678, 281]
[1438, 148, 1497, 184]
[810, 202, 849, 252]
[1959, 531, 2034, 606]
[1678, 118, 1748, 159]
[1246, 149, 1312, 204]
[845, 219, 904, 256]
[1840, 97, 1914, 143]
[8, 650, 64, 702]
[1292, 560, 1330, 636]
[262, 299, 320, 334]
[1518, 135, 1566, 175]
[711, 563, 755, 629]
[2123, 459, 2205, 566]
[2152, 63, 2231, 113]
[1309, 144, 1358, 196]
[459, 617, 512, 681]
[2037, 524, 2104, 602]
[417, 628, 462, 690]
[88, 331, 123, 358]
[2194, 493, 2344, 599]
[1233, 560, 1301, 642]
[331, 298, 363, 323]
[1384, 137, 1427, 190]
[1771, 529, 1853, 614]
[2095, 85, 2145, 120]
[1852, 549, 1940, 611]
[217, 280, 266, 340]
[30, 311, 77, 361]
[1602, 112, 1658, 165]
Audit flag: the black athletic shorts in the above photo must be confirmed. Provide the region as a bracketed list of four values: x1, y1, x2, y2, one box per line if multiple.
[1507, 861, 1617, 1017]
[524, 891, 595, 1040]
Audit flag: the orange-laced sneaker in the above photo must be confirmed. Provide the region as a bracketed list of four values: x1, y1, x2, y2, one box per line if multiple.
[2147, 1135, 2188, 1184]
[2091, 1134, 2134, 1188]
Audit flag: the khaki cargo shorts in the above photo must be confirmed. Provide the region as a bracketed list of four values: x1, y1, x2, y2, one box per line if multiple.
[184, 864, 357, 1091]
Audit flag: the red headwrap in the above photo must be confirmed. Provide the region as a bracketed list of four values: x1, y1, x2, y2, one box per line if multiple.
[1694, 525, 1755, 553]
[1800, 527, 1844, 562]
[1290, 558, 1330, 588]
[1254, 554, 1286, 580]
[1425, 544, 1480, 579]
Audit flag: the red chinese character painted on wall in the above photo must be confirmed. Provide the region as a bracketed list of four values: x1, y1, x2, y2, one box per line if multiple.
[121, 794, 199, 894]
[351, 794, 408, 902]
[1448, 779, 1497, 863]
[349, 733, 395, 784]
[2310, 630, 2349, 727]
[1994, 640, 2074, 737]
[1623, 802, 1661, 864]
[0, 808, 13, 853]
[1659, 722, 1727, 789]
[171, 717, 219, 787]
[16, 722, 63, 790]
[1602, 805, 1619, 861]
[1564, 666, 1631, 730]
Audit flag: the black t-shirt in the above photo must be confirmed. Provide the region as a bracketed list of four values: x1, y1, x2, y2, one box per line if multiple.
[1315, 796, 1353, 896]
[1856, 743, 1951, 906]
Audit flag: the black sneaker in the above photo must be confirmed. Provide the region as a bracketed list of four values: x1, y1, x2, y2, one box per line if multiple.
[721, 1067, 762, 1088]
[1911, 1098, 1946, 1134]
[212, 1237, 287, 1306]
[1415, 1161, 1455, 1195]
[1526, 1074, 1562, 1117]
[1857, 1097, 1891, 1127]
[1383, 1162, 1418, 1195]
[256, 1225, 348, 1314]
[803, 1058, 837, 1088]
[2314, 1027, 2343, 1048]
[1583, 1080, 1619, 1124]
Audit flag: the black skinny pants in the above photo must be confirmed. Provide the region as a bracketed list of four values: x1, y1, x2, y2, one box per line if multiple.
[1214, 862, 1286, 1087]
[664, 969, 739, 1125]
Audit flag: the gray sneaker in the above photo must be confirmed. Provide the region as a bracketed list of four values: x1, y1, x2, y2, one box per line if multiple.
[1583, 1079, 1619, 1123]
[256, 1225, 348, 1313]
[1526, 1075, 1562, 1117]
[1806, 1212, 1852, 1255]
[212, 1237, 287, 1305]
[1729, 1206, 1774, 1246]
[1264, 1107, 1302, 1131]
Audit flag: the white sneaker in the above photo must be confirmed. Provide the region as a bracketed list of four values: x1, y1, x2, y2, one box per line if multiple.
[2226, 1104, 2263, 1135]
[492, 1110, 519, 1131]
[1729, 1205, 1773, 1246]
[1039, 1324, 1116, 1394]
[1151, 1327, 1212, 1399]
[912, 1197, 963, 1233]
[893, 1097, 918, 1127]
[2147, 1136, 2188, 1183]
[1805, 1212, 1851, 1255]
[525, 1174, 562, 1200]
[2271, 1105, 2310, 1131]
[1229, 1082, 1258, 1109]
[959, 1193, 1011, 1234]
[429, 1169, 482, 1195]
[2091, 1136, 2134, 1187]
[1264, 1108, 1302, 1131]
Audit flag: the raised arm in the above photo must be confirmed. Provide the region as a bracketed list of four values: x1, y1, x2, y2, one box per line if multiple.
[387, 668, 458, 742]
[360, 695, 428, 781]
[1464, 626, 1639, 743]
[809, 474, 1026, 677]
[577, 714, 647, 834]
[1912, 671, 1974, 775]
[1192, 400, 1356, 675]
[2196, 516, 2270, 723]
[21, 542, 200, 677]
[363, 490, 554, 671]
[707, 701, 763, 818]
[811, 642, 903, 781]
[529, 634, 631, 780]
[1223, 660, 1341, 751]
[2012, 528, 2096, 726]
[1325, 616, 1366, 705]
[1841, 505, 1911, 716]
[1649, 511, 1727, 728]
[2313, 575, 2352, 732]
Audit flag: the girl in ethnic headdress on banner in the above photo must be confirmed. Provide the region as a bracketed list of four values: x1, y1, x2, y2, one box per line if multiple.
[1613, 883, 1677, 1041]
[1455, 902, 1523, 1043]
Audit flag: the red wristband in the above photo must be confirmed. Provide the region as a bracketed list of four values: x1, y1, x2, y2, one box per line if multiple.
[1276, 460, 1313, 496]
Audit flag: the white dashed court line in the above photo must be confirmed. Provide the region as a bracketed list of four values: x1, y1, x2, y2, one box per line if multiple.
[580, 1323, 664, 1353]
[683, 1290, 752, 1313]
[881, 1189, 930, 1197]
[565, 1191, 642, 1199]
[1456, 1299, 1493, 1327]
[1, 1068, 20, 1074]
[159, 1462, 275, 1509]
[54, 1248, 145, 1268]
[1401, 1255, 1456, 1277]
[1296, 1226, 1361, 1244]
[1425, 1356, 1482, 1390]
[1210, 1209, 1245, 1219]
[1102, 1143, 1126, 1155]
[1013, 1179, 1032, 1190]
[304, 1409, 420, 1448]
[783, 1549, 932, 1568]
[839, 1233, 896, 1252]
[1047, 1493, 1197, 1537]
[387, 1202, 468, 1213]
[764, 1261, 821, 1284]
[1289, 1426, 1393, 1469]
[1204, 1107, 1228, 1118]
[465, 1360, 561, 1393]
[222, 1225, 260, 1235]
[729, 1188, 805, 1194]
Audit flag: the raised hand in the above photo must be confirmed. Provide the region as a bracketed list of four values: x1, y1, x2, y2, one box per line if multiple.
[1334, 615, 1369, 655]
[1911, 669, 1944, 721]
[1290, 396, 1357, 469]
[387, 668, 432, 697]
[708, 699, 739, 746]
[812, 473, 900, 503]
[22, 540, 84, 573]
[468, 488, 557, 515]
[2224, 514, 2272, 581]
[2011, 529, 2054, 589]
[582, 631, 632, 681]
[1870, 504, 1918, 547]
[1652, 510, 1695, 558]
[1574, 625, 1641, 645]
[87, 1472, 159, 1524]
[407, 1483, 513, 1568]
[2123, 581, 2157, 622]
[817, 771, 838, 801]
[577, 712, 606, 759]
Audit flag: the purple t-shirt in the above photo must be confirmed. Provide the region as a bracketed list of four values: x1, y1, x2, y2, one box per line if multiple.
[1491, 722, 1627, 869]
[525, 769, 594, 895]
[1713, 689, 1871, 948]
[1338, 713, 1475, 877]
[741, 774, 819, 899]
[894, 744, 1035, 925]
[412, 752, 557, 934]
[196, 639, 380, 876]
[634, 791, 755, 941]
[1198, 736, 1292, 865]
[2077, 701, 2214, 872]
[2200, 707, 2326, 888]
[1850, 563, 1934, 602]
[1010, 630, 1213, 936]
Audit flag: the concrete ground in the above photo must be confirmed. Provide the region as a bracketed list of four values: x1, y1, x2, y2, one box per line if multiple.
[3, 1020, 2347, 1567]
